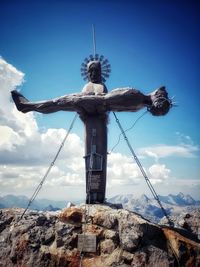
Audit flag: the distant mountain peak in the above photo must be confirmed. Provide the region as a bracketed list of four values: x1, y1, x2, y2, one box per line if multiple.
[177, 192, 185, 198]
[140, 194, 149, 202]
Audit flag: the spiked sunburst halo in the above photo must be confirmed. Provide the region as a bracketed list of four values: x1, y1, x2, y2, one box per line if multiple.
[80, 54, 111, 83]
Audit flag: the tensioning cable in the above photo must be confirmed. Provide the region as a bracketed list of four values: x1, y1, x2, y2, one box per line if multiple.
[109, 110, 148, 153]
[19, 113, 78, 220]
[112, 111, 174, 227]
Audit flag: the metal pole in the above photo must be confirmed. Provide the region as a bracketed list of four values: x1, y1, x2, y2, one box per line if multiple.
[92, 24, 96, 57]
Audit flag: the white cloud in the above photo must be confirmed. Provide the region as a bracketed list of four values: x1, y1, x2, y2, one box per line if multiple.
[107, 152, 143, 186]
[0, 125, 24, 151]
[0, 57, 24, 90]
[175, 132, 195, 146]
[0, 58, 85, 197]
[148, 164, 171, 184]
[139, 144, 199, 160]
[107, 153, 172, 186]
[0, 57, 38, 138]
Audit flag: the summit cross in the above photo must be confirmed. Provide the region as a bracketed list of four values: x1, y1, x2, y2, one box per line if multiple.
[11, 56, 171, 204]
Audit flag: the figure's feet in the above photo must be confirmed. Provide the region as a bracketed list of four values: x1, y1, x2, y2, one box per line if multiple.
[11, 90, 30, 113]
[148, 86, 172, 116]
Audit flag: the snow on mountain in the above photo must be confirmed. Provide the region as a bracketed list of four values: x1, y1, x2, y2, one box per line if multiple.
[108, 194, 133, 204]
[108, 192, 199, 223]
[158, 192, 196, 206]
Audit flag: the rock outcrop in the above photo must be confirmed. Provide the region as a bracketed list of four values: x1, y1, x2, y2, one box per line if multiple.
[160, 209, 200, 240]
[0, 205, 199, 267]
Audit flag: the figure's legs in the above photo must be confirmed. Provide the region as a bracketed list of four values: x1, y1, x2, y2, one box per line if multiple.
[11, 90, 67, 114]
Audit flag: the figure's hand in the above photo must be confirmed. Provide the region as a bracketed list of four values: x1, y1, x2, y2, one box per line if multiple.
[148, 86, 172, 116]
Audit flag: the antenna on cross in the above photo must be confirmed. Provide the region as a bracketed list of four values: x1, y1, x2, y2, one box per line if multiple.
[92, 24, 96, 57]
[80, 26, 111, 83]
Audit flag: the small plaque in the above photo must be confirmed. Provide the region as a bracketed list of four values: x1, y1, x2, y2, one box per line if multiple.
[78, 234, 96, 252]
[90, 174, 101, 190]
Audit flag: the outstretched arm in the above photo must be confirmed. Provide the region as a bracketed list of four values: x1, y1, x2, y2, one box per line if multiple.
[11, 87, 171, 116]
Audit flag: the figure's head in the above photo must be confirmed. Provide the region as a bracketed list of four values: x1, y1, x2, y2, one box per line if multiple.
[81, 54, 111, 84]
[87, 61, 102, 83]
[148, 86, 172, 116]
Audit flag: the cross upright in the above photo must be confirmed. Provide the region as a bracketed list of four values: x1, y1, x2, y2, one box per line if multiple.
[11, 54, 171, 204]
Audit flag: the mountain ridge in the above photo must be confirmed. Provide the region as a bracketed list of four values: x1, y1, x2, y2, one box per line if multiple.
[0, 194, 67, 211]
[0, 192, 199, 223]
[108, 192, 200, 223]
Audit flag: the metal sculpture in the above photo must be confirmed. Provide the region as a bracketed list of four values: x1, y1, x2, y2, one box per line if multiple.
[11, 54, 172, 204]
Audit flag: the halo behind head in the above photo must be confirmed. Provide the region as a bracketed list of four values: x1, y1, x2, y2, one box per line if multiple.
[81, 54, 111, 83]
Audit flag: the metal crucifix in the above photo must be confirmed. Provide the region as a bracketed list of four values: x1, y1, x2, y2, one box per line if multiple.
[11, 54, 172, 204]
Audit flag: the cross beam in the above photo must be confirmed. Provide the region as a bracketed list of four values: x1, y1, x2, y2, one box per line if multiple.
[11, 86, 171, 204]
[11, 86, 170, 115]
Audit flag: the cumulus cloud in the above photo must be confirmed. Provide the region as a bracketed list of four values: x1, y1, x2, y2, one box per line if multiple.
[0, 125, 24, 151]
[0, 58, 85, 195]
[0, 57, 38, 138]
[148, 164, 171, 184]
[107, 153, 172, 187]
[107, 153, 141, 186]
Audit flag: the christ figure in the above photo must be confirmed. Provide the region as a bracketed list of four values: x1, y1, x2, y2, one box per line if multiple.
[11, 55, 171, 204]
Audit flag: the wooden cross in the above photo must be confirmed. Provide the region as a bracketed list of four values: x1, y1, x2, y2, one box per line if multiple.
[11, 60, 171, 204]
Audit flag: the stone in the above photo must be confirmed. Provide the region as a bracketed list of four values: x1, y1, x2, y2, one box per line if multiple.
[41, 228, 55, 245]
[131, 250, 147, 266]
[160, 210, 200, 240]
[55, 221, 75, 236]
[100, 239, 116, 254]
[118, 210, 145, 252]
[93, 209, 118, 229]
[181, 211, 200, 239]
[58, 207, 83, 224]
[84, 223, 104, 238]
[0, 216, 13, 233]
[36, 215, 47, 226]
[131, 246, 172, 267]
[121, 250, 134, 264]
[103, 229, 119, 241]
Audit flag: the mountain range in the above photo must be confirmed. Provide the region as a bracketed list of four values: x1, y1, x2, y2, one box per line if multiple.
[0, 192, 199, 223]
[0, 194, 67, 211]
[108, 192, 200, 222]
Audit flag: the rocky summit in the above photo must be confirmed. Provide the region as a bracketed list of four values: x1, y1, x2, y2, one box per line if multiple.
[0, 205, 199, 267]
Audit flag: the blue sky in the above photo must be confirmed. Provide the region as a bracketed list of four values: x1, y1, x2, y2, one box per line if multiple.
[0, 0, 199, 200]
